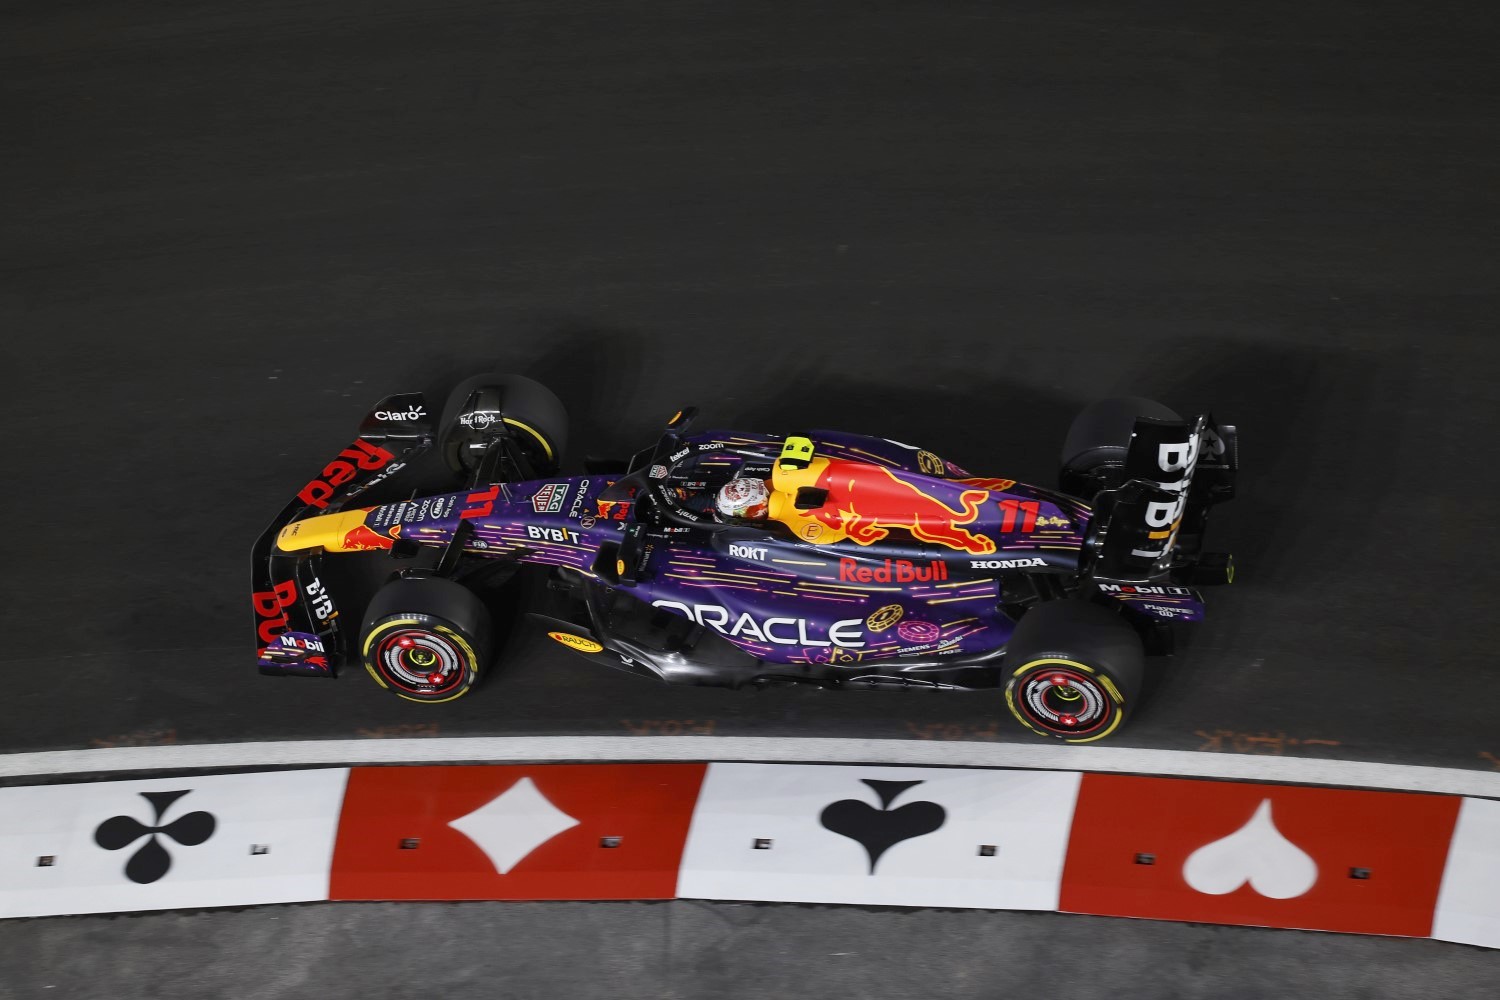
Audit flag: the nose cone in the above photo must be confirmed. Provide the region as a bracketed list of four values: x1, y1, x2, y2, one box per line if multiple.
[277, 510, 390, 553]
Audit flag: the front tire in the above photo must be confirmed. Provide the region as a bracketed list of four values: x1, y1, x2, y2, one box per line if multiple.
[360, 576, 492, 703]
[1003, 598, 1145, 743]
[439, 373, 569, 478]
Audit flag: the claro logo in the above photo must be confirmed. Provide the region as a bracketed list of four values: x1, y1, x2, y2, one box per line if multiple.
[375, 405, 425, 422]
[651, 600, 864, 648]
[297, 440, 395, 510]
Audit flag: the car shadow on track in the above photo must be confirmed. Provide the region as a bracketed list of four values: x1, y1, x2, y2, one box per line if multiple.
[1124, 336, 1393, 585]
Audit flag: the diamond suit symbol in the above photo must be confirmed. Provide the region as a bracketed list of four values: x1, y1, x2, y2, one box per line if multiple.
[448, 777, 580, 874]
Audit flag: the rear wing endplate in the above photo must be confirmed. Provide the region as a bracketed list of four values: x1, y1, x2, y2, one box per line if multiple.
[1090, 414, 1235, 583]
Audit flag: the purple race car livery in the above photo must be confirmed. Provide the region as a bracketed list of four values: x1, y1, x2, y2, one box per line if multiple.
[253, 374, 1237, 742]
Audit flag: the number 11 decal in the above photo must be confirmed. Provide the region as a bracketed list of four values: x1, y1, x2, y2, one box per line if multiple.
[997, 498, 1040, 533]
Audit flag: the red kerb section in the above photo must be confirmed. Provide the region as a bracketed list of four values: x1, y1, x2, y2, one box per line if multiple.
[1058, 773, 1461, 937]
[329, 764, 706, 901]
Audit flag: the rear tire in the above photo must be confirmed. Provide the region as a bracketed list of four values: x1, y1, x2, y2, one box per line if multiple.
[439, 373, 568, 477]
[360, 576, 492, 703]
[1003, 598, 1145, 743]
[1059, 396, 1180, 500]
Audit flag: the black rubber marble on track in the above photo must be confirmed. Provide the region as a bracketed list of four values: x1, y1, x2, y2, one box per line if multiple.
[3, 1, 1498, 772]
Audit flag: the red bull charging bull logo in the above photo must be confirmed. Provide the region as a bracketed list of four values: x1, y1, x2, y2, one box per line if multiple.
[772, 458, 998, 555]
[341, 523, 394, 552]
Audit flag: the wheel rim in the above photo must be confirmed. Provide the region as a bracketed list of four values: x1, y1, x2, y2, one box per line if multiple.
[501, 417, 555, 464]
[370, 626, 470, 697]
[451, 417, 556, 476]
[1013, 664, 1116, 739]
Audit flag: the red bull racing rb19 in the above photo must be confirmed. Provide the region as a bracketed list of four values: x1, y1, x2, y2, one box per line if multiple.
[252, 375, 1236, 743]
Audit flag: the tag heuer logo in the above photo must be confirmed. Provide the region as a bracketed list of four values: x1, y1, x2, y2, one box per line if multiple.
[531, 484, 567, 514]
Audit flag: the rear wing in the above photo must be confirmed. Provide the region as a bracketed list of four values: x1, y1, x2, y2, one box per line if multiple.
[250, 392, 436, 677]
[1089, 414, 1236, 584]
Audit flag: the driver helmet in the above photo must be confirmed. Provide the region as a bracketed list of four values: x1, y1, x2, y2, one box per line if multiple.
[716, 477, 771, 521]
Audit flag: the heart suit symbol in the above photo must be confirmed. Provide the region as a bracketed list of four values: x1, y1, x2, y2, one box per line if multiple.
[1182, 798, 1318, 899]
[819, 779, 946, 873]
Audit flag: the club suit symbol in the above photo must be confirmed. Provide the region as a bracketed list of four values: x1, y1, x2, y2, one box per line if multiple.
[94, 790, 217, 885]
[819, 779, 946, 873]
[1182, 799, 1318, 899]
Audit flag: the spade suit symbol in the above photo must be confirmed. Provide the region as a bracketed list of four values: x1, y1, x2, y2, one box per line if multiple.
[819, 779, 946, 873]
[1182, 799, 1318, 899]
[94, 790, 216, 885]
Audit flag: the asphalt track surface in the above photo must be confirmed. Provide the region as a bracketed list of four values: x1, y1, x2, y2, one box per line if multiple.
[3, 0, 1499, 994]
[6, 0, 1500, 771]
[4, 902, 1499, 1000]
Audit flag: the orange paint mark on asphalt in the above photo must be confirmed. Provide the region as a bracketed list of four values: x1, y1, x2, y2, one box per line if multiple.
[621, 719, 716, 736]
[1194, 729, 1342, 755]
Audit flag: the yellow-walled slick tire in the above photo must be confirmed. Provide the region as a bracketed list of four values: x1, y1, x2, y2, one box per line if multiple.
[438, 373, 568, 478]
[360, 577, 492, 704]
[1003, 598, 1145, 743]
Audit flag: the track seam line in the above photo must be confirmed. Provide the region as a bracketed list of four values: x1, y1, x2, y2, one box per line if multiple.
[2, 737, 1498, 797]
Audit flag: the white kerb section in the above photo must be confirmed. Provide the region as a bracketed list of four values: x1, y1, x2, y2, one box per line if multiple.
[0, 769, 349, 918]
[1432, 797, 1500, 949]
[676, 763, 1081, 909]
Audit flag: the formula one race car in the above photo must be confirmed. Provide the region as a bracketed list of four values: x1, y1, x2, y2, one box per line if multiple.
[252, 374, 1236, 742]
